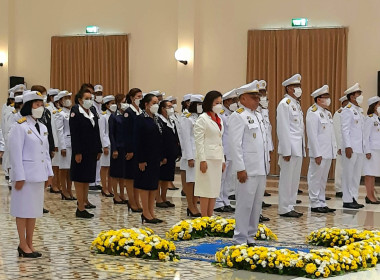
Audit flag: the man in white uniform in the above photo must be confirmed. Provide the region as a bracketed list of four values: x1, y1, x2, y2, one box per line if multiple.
[306, 85, 337, 213]
[341, 83, 365, 209]
[230, 80, 269, 245]
[333, 95, 349, 198]
[276, 74, 305, 218]
[214, 88, 238, 213]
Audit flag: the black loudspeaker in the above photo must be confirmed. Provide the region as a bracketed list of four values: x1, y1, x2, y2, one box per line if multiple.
[378, 71, 380, 97]
[10, 76, 25, 88]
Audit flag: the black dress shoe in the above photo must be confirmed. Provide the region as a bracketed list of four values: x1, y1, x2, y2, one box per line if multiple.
[181, 190, 186, 196]
[43, 208, 49, 214]
[343, 202, 360, 209]
[325, 196, 331, 200]
[353, 198, 364, 208]
[311, 207, 329, 213]
[33, 251, 42, 257]
[101, 190, 114, 197]
[280, 210, 301, 218]
[224, 205, 235, 212]
[168, 187, 179, 190]
[187, 208, 201, 217]
[247, 243, 256, 247]
[85, 202, 96, 209]
[262, 201, 272, 208]
[113, 198, 125, 204]
[156, 202, 169, 208]
[165, 201, 175, 207]
[154, 218, 164, 223]
[365, 196, 380, 204]
[264, 191, 271, 197]
[259, 214, 270, 222]
[76, 209, 94, 218]
[298, 189, 303, 194]
[324, 206, 336, 212]
[296, 200, 302, 204]
[49, 187, 61, 194]
[18, 247, 39, 258]
[96, 185, 103, 190]
[141, 214, 158, 224]
[214, 206, 227, 212]
[228, 195, 236, 200]
[336, 192, 343, 198]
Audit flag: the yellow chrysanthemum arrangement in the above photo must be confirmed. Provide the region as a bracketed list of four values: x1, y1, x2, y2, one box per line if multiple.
[215, 228, 380, 278]
[166, 217, 276, 241]
[91, 227, 179, 261]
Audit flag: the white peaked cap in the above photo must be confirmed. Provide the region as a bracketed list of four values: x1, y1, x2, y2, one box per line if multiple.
[190, 94, 204, 103]
[182, 94, 192, 102]
[23, 91, 44, 103]
[339, 95, 347, 103]
[94, 85, 103, 92]
[258, 80, 267, 90]
[344, 83, 361, 96]
[311, 85, 329, 98]
[103, 95, 115, 104]
[222, 89, 237, 100]
[368, 96, 380, 106]
[282, 74, 302, 87]
[236, 80, 259, 96]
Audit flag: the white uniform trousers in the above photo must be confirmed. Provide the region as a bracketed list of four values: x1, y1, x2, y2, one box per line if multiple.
[307, 158, 332, 208]
[90, 160, 101, 186]
[334, 154, 343, 193]
[278, 156, 302, 215]
[233, 175, 266, 245]
[215, 160, 233, 208]
[342, 152, 363, 203]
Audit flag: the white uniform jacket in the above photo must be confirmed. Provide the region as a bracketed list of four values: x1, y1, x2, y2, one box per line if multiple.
[341, 102, 364, 153]
[276, 94, 306, 157]
[9, 115, 53, 182]
[182, 113, 198, 160]
[194, 112, 224, 162]
[306, 104, 337, 159]
[219, 106, 232, 160]
[363, 114, 380, 154]
[99, 110, 112, 149]
[229, 106, 269, 176]
[56, 108, 71, 150]
[333, 108, 343, 150]
[258, 106, 274, 152]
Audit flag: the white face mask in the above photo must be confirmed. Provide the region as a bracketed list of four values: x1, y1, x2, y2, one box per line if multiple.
[167, 108, 175, 116]
[134, 98, 141, 107]
[197, 104, 203, 114]
[109, 104, 117, 112]
[377, 107, 380, 115]
[32, 106, 44, 119]
[172, 104, 177, 110]
[322, 98, 331, 107]
[212, 104, 223, 114]
[82, 99, 93, 109]
[63, 99, 72, 108]
[259, 97, 269, 108]
[150, 104, 159, 115]
[229, 103, 238, 111]
[293, 87, 302, 98]
[120, 103, 129, 111]
[95, 96, 103, 103]
[43, 95, 47, 103]
[91, 94, 95, 101]
[356, 95, 363, 105]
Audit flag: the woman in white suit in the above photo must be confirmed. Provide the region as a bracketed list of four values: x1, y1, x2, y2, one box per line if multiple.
[194, 91, 226, 217]
[9, 91, 53, 258]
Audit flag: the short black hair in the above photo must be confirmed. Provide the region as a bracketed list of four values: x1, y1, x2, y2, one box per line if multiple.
[75, 88, 92, 104]
[140, 93, 155, 110]
[20, 101, 33, 116]
[126, 88, 142, 104]
[188, 101, 201, 113]
[347, 92, 356, 102]
[202, 91, 222, 112]
[158, 100, 170, 115]
[367, 102, 379, 115]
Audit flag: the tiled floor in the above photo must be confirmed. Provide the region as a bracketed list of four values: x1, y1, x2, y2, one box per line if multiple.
[1, 172, 380, 279]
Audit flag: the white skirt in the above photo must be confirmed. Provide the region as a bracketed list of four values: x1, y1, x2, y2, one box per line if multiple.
[100, 152, 110, 167]
[194, 159, 223, 198]
[59, 147, 72, 169]
[180, 157, 187, 171]
[52, 149, 61, 167]
[185, 162, 195, 183]
[363, 149, 380, 176]
[11, 181, 44, 218]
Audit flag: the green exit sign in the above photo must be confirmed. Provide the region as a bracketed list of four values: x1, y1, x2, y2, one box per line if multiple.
[292, 18, 308, 27]
[86, 26, 99, 34]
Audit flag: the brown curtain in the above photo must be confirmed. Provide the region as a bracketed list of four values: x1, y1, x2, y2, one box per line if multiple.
[247, 28, 348, 177]
[51, 35, 129, 95]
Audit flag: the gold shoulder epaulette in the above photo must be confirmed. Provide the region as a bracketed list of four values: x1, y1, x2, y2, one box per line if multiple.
[185, 113, 192, 118]
[17, 117, 26, 124]
[52, 110, 57, 114]
[102, 111, 107, 115]
[338, 109, 342, 113]
[286, 99, 291, 105]
[45, 103, 49, 107]
[237, 107, 244, 114]
[347, 104, 352, 108]
[220, 109, 225, 114]
[369, 114, 374, 117]
[10, 103, 14, 107]
[58, 108, 62, 112]
[12, 109, 17, 114]
[311, 106, 317, 112]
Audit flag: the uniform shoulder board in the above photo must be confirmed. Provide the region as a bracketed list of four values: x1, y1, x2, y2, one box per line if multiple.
[369, 114, 373, 117]
[12, 109, 17, 114]
[102, 111, 107, 115]
[17, 117, 26, 124]
[45, 103, 49, 107]
[338, 109, 342, 113]
[52, 110, 57, 114]
[347, 104, 352, 108]
[236, 108, 245, 114]
[58, 108, 62, 112]
[10, 103, 14, 107]
[220, 109, 225, 114]
[311, 105, 317, 112]
[286, 99, 291, 105]
[185, 113, 192, 118]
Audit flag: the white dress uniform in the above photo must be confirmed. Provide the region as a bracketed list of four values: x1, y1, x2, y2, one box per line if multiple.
[194, 112, 224, 198]
[276, 92, 306, 215]
[181, 112, 199, 182]
[56, 107, 72, 169]
[363, 97, 380, 176]
[50, 106, 61, 167]
[306, 100, 337, 208]
[178, 109, 189, 171]
[333, 107, 344, 193]
[341, 101, 364, 203]
[230, 101, 269, 244]
[99, 110, 112, 167]
[0, 128, 4, 152]
[9, 114, 53, 218]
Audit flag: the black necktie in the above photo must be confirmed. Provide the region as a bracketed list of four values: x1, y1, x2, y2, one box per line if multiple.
[35, 122, 40, 134]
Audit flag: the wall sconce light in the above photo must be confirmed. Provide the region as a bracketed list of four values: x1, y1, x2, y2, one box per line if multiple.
[175, 48, 191, 65]
[0, 52, 6, 67]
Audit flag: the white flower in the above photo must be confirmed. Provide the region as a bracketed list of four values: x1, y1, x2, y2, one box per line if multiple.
[261, 261, 267, 267]
[261, 234, 266, 239]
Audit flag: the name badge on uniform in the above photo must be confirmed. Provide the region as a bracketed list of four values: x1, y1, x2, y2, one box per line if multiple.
[374, 122, 379, 127]
[320, 113, 324, 118]
[27, 130, 32, 134]
[323, 125, 326, 129]
[247, 116, 254, 124]
[354, 112, 358, 115]
[44, 132, 48, 136]
[328, 113, 332, 119]
[292, 106, 296, 111]
[253, 133, 256, 139]
[356, 120, 358, 124]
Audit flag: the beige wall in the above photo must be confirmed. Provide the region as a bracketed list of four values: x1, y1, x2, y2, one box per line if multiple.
[1, 0, 380, 106]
